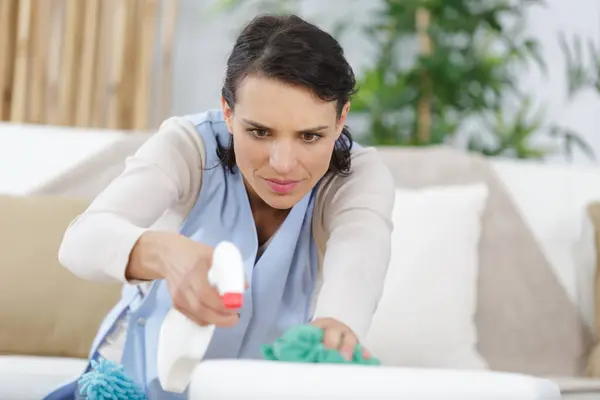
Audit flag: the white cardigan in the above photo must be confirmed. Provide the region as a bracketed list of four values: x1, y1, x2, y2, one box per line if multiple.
[58, 116, 395, 360]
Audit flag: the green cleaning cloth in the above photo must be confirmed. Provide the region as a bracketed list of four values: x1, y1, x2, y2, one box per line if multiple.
[261, 324, 380, 365]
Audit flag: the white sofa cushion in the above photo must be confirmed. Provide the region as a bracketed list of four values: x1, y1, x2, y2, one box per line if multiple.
[189, 359, 561, 399]
[365, 183, 488, 369]
[0, 355, 87, 399]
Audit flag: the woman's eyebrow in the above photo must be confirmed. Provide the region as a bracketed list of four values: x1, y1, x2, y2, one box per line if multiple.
[242, 118, 270, 130]
[242, 118, 329, 133]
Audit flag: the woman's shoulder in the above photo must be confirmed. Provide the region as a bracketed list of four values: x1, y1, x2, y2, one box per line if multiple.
[160, 109, 226, 138]
[168, 110, 229, 163]
[316, 146, 395, 200]
[179, 109, 229, 147]
[141, 111, 230, 217]
[312, 144, 395, 230]
[181, 108, 226, 128]
[311, 144, 396, 263]
[152, 110, 229, 164]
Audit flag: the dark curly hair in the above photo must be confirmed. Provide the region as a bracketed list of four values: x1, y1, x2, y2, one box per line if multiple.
[218, 14, 357, 176]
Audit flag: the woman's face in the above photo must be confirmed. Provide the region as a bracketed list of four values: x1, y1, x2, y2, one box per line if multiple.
[222, 75, 349, 210]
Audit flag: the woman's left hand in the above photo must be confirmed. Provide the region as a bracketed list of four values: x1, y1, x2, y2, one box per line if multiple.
[311, 317, 371, 361]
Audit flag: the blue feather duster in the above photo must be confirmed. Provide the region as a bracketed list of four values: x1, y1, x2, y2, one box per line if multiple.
[77, 358, 147, 400]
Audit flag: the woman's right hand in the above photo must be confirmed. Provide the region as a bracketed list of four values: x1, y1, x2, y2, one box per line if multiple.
[128, 231, 241, 327]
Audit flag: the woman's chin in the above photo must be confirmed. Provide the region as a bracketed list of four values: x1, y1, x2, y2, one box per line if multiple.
[259, 187, 308, 210]
[263, 194, 298, 210]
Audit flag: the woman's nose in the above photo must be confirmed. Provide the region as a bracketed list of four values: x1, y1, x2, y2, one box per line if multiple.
[269, 141, 297, 174]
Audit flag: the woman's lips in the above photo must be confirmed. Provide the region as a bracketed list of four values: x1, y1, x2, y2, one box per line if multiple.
[264, 178, 300, 194]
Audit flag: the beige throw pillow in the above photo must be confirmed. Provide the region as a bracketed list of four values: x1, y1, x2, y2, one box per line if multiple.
[0, 194, 121, 359]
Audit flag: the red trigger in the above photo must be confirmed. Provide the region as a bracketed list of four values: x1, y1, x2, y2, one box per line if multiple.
[221, 293, 243, 309]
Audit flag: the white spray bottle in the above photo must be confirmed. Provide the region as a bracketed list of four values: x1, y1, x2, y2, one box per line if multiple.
[157, 241, 246, 393]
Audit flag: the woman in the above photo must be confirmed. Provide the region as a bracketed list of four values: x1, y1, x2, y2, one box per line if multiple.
[47, 13, 394, 399]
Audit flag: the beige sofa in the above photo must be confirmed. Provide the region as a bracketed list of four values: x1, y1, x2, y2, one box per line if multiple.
[3, 125, 600, 398]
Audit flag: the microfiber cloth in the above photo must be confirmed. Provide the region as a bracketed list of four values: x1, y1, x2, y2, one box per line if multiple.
[261, 324, 380, 365]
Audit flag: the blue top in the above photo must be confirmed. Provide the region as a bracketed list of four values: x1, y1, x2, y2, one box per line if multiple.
[177, 110, 320, 359]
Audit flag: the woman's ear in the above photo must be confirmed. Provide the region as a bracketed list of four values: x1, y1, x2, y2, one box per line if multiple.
[337, 101, 351, 135]
[221, 96, 234, 133]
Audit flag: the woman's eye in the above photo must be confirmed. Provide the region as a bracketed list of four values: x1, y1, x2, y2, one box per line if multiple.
[302, 133, 321, 143]
[249, 129, 268, 138]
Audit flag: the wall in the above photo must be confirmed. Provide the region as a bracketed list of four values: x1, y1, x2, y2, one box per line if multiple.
[520, 0, 600, 165]
[168, 0, 600, 165]
[170, 0, 379, 114]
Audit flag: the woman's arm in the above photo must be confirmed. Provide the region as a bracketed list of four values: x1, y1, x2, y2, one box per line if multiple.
[312, 147, 395, 342]
[58, 117, 205, 283]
